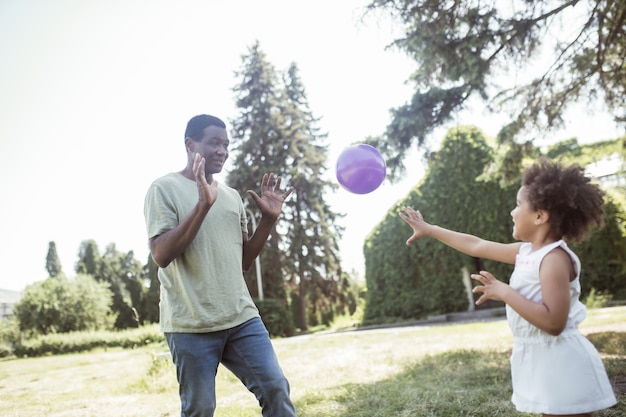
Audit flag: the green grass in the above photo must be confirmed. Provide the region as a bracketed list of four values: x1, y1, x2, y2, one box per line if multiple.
[1, 306, 625, 417]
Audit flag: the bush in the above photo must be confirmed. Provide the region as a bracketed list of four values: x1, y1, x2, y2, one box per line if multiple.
[12, 324, 164, 357]
[0, 317, 21, 358]
[585, 288, 613, 309]
[256, 298, 295, 337]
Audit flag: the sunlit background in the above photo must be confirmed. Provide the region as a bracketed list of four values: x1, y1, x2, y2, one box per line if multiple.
[1, 0, 621, 291]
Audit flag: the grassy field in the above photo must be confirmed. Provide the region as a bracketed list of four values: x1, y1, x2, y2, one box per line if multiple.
[1, 306, 625, 417]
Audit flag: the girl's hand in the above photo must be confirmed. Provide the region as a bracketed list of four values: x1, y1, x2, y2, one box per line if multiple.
[471, 271, 508, 305]
[398, 206, 431, 245]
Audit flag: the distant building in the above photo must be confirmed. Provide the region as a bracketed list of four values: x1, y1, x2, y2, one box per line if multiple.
[0, 289, 22, 320]
[586, 153, 625, 188]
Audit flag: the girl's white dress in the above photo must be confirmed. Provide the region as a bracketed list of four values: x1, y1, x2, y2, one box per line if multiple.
[507, 240, 617, 414]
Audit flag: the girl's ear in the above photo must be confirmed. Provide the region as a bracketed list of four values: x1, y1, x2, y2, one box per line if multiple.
[535, 209, 550, 225]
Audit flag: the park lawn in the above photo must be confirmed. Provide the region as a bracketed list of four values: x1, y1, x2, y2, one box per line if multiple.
[1, 306, 625, 417]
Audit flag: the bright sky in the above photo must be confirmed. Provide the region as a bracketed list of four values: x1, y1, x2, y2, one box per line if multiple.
[1, 0, 622, 292]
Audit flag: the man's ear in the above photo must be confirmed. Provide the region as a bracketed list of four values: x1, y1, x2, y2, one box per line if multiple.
[184, 137, 195, 154]
[535, 209, 550, 225]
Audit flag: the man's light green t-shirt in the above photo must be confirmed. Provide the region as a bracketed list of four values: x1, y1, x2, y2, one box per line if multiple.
[144, 172, 259, 333]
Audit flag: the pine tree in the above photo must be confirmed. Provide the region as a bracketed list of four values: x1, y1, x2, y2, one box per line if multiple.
[140, 255, 160, 324]
[280, 64, 343, 331]
[229, 41, 291, 308]
[45, 241, 63, 277]
[229, 42, 344, 331]
[75, 239, 100, 276]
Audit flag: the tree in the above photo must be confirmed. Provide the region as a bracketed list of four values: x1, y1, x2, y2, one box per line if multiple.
[366, 0, 626, 178]
[364, 126, 518, 322]
[14, 274, 114, 335]
[75, 239, 100, 276]
[280, 64, 344, 330]
[229, 42, 345, 332]
[363, 127, 626, 323]
[45, 241, 63, 277]
[75, 240, 144, 329]
[140, 254, 160, 324]
[65, 274, 117, 332]
[572, 196, 626, 299]
[229, 41, 292, 311]
[98, 243, 143, 329]
[120, 250, 144, 321]
[543, 136, 626, 298]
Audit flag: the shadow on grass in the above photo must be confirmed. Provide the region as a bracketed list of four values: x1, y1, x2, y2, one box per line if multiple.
[295, 332, 626, 417]
[589, 331, 626, 402]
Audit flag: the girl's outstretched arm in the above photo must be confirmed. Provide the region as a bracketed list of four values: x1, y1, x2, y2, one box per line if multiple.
[399, 206, 521, 265]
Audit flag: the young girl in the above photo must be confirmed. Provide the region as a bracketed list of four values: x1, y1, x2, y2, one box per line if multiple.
[399, 158, 617, 416]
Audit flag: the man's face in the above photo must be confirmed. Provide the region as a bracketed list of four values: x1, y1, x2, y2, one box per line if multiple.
[193, 125, 229, 174]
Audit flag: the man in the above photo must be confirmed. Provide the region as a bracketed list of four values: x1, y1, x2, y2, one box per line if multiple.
[144, 114, 296, 417]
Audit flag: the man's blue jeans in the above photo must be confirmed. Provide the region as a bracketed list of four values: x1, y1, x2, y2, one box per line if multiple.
[165, 317, 296, 417]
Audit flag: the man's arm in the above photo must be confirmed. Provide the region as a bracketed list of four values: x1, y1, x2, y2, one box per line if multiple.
[149, 153, 218, 268]
[150, 202, 209, 268]
[242, 173, 293, 271]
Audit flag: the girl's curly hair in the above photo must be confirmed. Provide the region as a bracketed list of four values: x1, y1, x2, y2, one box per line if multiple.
[522, 158, 605, 243]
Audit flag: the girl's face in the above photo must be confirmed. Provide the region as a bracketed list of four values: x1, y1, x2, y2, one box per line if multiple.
[510, 186, 538, 241]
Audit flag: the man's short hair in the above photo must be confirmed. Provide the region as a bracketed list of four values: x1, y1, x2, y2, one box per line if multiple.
[184, 114, 226, 141]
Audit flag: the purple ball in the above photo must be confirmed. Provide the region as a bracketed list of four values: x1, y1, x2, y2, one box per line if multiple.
[336, 144, 386, 194]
